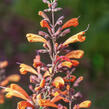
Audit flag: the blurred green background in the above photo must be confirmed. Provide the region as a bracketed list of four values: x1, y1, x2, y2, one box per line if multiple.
[0, 0, 109, 109]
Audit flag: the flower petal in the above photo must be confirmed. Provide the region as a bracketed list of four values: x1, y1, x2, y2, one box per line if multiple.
[0, 94, 4, 104]
[61, 61, 73, 68]
[51, 95, 69, 103]
[33, 55, 42, 68]
[26, 33, 47, 43]
[17, 101, 34, 109]
[64, 75, 76, 82]
[55, 56, 71, 64]
[37, 94, 58, 108]
[61, 60, 79, 68]
[5, 84, 30, 101]
[65, 50, 84, 59]
[63, 32, 85, 46]
[0, 79, 9, 86]
[34, 86, 41, 92]
[40, 79, 45, 88]
[19, 64, 38, 75]
[52, 90, 67, 97]
[62, 18, 79, 30]
[7, 74, 20, 82]
[71, 60, 79, 66]
[0, 61, 8, 69]
[52, 77, 64, 88]
[79, 100, 91, 108]
[40, 20, 51, 30]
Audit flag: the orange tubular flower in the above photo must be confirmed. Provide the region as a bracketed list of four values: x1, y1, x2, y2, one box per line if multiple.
[33, 55, 41, 68]
[51, 95, 69, 103]
[0, 94, 4, 104]
[65, 50, 84, 59]
[34, 79, 45, 92]
[61, 60, 79, 68]
[40, 20, 51, 30]
[26, 33, 47, 43]
[34, 86, 41, 92]
[79, 100, 91, 108]
[40, 79, 45, 88]
[62, 18, 79, 30]
[52, 90, 68, 97]
[37, 94, 58, 108]
[52, 91, 60, 97]
[64, 75, 76, 82]
[52, 77, 65, 88]
[37, 94, 69, 108]
[17, 101, 34, 109]
[0, 74, 20, 86]
[0, 61, 8, 69]
[63, 31, 86, 46]
[43, 71, 50, 78]
[0, 79, 9, 87]
[71, 60, 79, 66]
[4, 84, 30, 101]
[7, 74, 20, 82]
[73, 100, 91, 109]
[61, 61, 73, 68]
[19, 64, 38, 75]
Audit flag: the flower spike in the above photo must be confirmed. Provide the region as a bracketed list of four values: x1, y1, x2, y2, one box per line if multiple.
[1, 0, 92, 108]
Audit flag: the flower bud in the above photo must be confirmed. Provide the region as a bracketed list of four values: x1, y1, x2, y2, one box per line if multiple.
[38, 11, 49, 21]
[40, 20, 51, 30]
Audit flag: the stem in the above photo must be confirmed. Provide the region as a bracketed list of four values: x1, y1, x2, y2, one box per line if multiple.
[52, 10, 55, 33]
[51, 0, 56, 73]
[68, 73, 72, 109]
[69, 101, 72, 109]
[51, 1, 56, 56]
[48, 0, 57, 86]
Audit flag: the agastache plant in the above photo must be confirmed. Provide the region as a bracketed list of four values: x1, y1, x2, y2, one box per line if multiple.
[0, 0, 91, 109]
